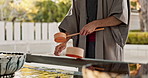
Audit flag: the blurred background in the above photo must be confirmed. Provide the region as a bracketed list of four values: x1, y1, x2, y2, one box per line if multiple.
[0, 0, 148, 63]
[0, 0, 148, 78]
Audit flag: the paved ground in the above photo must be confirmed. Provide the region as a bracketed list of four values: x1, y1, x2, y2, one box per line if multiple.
[124, 44, 148, 63]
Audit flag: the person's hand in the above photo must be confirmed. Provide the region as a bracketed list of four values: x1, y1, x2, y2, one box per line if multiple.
[54, 43, 67, 56]
[80, 21, 97, 35]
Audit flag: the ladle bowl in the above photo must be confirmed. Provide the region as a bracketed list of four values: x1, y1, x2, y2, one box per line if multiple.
[66, 47, 84, 58]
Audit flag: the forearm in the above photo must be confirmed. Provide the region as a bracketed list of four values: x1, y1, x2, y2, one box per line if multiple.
[93, 16, 122, 28]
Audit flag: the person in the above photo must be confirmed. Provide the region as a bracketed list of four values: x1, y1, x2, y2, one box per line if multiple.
[54, 0, 130, 61]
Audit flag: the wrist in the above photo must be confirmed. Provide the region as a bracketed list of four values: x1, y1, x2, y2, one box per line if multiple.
[93, 20, 99, 28]
[61, 42, 67, 46]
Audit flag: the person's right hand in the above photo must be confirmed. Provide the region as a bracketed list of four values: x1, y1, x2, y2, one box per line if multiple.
[54, 43, 67, 56]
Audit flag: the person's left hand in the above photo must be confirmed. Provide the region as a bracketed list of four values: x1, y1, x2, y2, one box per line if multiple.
[80, 21, 97, 35]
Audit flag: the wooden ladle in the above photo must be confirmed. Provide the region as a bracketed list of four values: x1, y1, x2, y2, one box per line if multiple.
[54, 28, 104, 43]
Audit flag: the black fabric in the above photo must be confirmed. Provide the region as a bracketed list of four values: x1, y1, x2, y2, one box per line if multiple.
[86, 0, 98, 23]
[86, 0, 98, 59]
[86, 42, 96, 58]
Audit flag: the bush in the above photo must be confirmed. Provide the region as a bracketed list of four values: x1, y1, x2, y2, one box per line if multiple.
[126, 32, 148, 44]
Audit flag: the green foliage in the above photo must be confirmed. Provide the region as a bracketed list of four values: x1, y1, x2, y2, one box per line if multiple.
[130, 30, 142, 32]
[127, 32, 148, 44]
[131, 2, 137, 7]
[130, 1, 138, 10]
[29, 0, 71, 22]
[0, 0, 71, 22]
[0, 0, 13, 20]
[56, 1, 71, 22]
[32, 0, 57, 22]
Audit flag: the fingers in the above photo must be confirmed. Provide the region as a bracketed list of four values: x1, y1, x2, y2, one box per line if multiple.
[80, 28, 93, 35]
[54, 45, 61, 56]
[80, 22, 97, 35]
[80, 29, 86, 35]
[86, 31, 91, 35]
[80, 27, 88, 35]
[54, 45, 62, 56]
[80, 28, 84, 35]
[54, 43, 66, 56]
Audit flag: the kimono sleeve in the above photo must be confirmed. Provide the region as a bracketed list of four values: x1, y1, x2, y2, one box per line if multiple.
[58, 0, 79, 34]
[109, 0, 129, 25]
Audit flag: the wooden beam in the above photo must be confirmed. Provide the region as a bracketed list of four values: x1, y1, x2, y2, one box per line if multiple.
[26, 54, 143, 68]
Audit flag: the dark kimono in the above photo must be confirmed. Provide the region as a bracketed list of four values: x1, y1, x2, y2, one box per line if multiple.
[59, 0, 130, 61]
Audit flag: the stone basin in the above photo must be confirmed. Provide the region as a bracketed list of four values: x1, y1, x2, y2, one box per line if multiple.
[0, 52, 26, 76]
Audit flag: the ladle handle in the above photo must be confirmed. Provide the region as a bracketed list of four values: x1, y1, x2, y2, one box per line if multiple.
[67, 33, 80, 37]
[94, 28, 104, 32]
[67, 28, 104, 37]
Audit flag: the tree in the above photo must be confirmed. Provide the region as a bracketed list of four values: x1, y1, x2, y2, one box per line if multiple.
[32, 0, 71, 22]
[0, 0, 12, 21]
[0, 0, 71, 22]
[56, 0, 71, 22]
[33, 0, 58, 22]
[9, 0, 40, 22]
